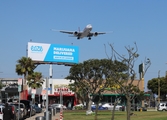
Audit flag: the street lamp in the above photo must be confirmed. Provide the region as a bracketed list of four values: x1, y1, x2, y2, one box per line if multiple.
[158, 70, 160, 104]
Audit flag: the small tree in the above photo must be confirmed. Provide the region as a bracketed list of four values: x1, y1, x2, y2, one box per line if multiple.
[105, 42, 151, 120]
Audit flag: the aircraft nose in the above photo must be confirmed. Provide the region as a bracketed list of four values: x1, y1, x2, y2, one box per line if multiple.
[86, 24, 92, 29]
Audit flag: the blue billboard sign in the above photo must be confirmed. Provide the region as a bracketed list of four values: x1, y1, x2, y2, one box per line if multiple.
[28, 42, 79, 64]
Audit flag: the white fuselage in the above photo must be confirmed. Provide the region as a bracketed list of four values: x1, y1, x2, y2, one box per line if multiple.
[80, 24, 92, 38]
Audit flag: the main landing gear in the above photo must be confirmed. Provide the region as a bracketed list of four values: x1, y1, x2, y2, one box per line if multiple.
[88, 37, 91, 40]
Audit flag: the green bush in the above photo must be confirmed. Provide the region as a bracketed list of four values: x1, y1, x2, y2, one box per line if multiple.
[74, 106, 83, 110]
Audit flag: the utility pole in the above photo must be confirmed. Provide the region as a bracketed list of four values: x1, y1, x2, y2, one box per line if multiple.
[158, 70, 160, 104]
[139, 63, 144, 107]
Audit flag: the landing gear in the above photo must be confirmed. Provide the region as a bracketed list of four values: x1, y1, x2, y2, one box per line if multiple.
[77, 37, 80, 40]
[88, 37, 91, 40]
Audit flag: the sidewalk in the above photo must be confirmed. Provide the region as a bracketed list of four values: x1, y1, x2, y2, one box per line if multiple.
[25, 110, 60, 120]
[52, 112, 60, 120]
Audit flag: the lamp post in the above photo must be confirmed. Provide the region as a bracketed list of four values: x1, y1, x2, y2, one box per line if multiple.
[158, 70, 160, 104]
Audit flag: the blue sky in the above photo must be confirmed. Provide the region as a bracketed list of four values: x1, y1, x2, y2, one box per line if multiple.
[0, 1, 167, 91]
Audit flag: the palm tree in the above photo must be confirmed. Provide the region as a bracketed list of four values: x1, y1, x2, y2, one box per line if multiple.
[27, 72, 44, 89]
[15, 57, 37, 84]
[27, 72, 44, 104]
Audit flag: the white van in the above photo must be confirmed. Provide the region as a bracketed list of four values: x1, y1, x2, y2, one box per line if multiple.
[157, 103, 167, 111]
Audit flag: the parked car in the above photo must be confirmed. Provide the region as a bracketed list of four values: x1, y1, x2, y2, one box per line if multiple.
[14, 105, 24, 120]
[102, 103, 112, 109]
[102, 103, 122, 111]
[49, 104, 67, 110]
[157, 103, 167, 111]
[8, 98, 18, 103]
[20, 100, 33, 117]
[10, 103, 27, 119]
[32, 104, 42, 113]
[91, 105, 107, 110]
[72, 104, 85, 110]
[31, 105, 36, 116]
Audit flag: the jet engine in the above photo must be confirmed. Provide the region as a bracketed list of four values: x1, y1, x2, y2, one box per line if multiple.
[74, 31, 78, 36]
[94, 32, 98, 36]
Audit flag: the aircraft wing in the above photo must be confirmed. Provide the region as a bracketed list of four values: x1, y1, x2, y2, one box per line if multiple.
[60, 30, 83, 38]
[51, 29, 83, 38]
[95, 32, 106, 35]
[87, 32, 106, 37]
[59, 30, 74, 34]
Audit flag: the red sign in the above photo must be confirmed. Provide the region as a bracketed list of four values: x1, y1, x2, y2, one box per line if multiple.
[18, 78, 23, 85]
[54, 91, 74, 96]
[41, 90, 46, 95]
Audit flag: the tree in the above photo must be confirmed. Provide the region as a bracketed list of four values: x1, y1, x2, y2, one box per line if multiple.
[105, 42, 151, 120]
[147, 77, 167, 100]
[66, 59, 127, 120]
[15, 57, 38, 84]
[27, 72, 44, 103]
[68, 83, 88, 109]
[0, 81, 3, 89]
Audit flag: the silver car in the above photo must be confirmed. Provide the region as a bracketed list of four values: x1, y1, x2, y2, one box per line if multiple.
[50, 104, 67, 110]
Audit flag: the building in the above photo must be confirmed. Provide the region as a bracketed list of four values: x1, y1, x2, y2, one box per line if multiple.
[0, 78, 76, 109]
[0, 78, 149, 108]
[0, 78, 20, 103]
[27, 79, 76, 108]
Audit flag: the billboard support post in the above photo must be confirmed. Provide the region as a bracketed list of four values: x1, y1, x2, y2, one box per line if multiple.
[46, 77, 49, 120]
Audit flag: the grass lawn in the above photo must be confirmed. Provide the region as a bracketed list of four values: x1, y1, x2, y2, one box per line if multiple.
[63, 110, 167, 120]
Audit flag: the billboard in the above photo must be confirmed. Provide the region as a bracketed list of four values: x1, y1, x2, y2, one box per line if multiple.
[28, 42, 79, 64]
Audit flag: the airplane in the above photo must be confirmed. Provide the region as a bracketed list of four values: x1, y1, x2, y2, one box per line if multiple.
[52, 24, 111, 40]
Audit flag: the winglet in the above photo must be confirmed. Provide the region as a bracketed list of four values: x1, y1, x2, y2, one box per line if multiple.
[50, 29, 59, 32]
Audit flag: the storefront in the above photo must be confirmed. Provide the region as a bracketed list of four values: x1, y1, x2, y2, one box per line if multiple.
[26, 79, 77, 109]
[1, 83, 19, 103]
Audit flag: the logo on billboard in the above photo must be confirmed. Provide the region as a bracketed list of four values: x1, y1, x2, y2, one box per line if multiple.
[31, 46, 43, 52]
